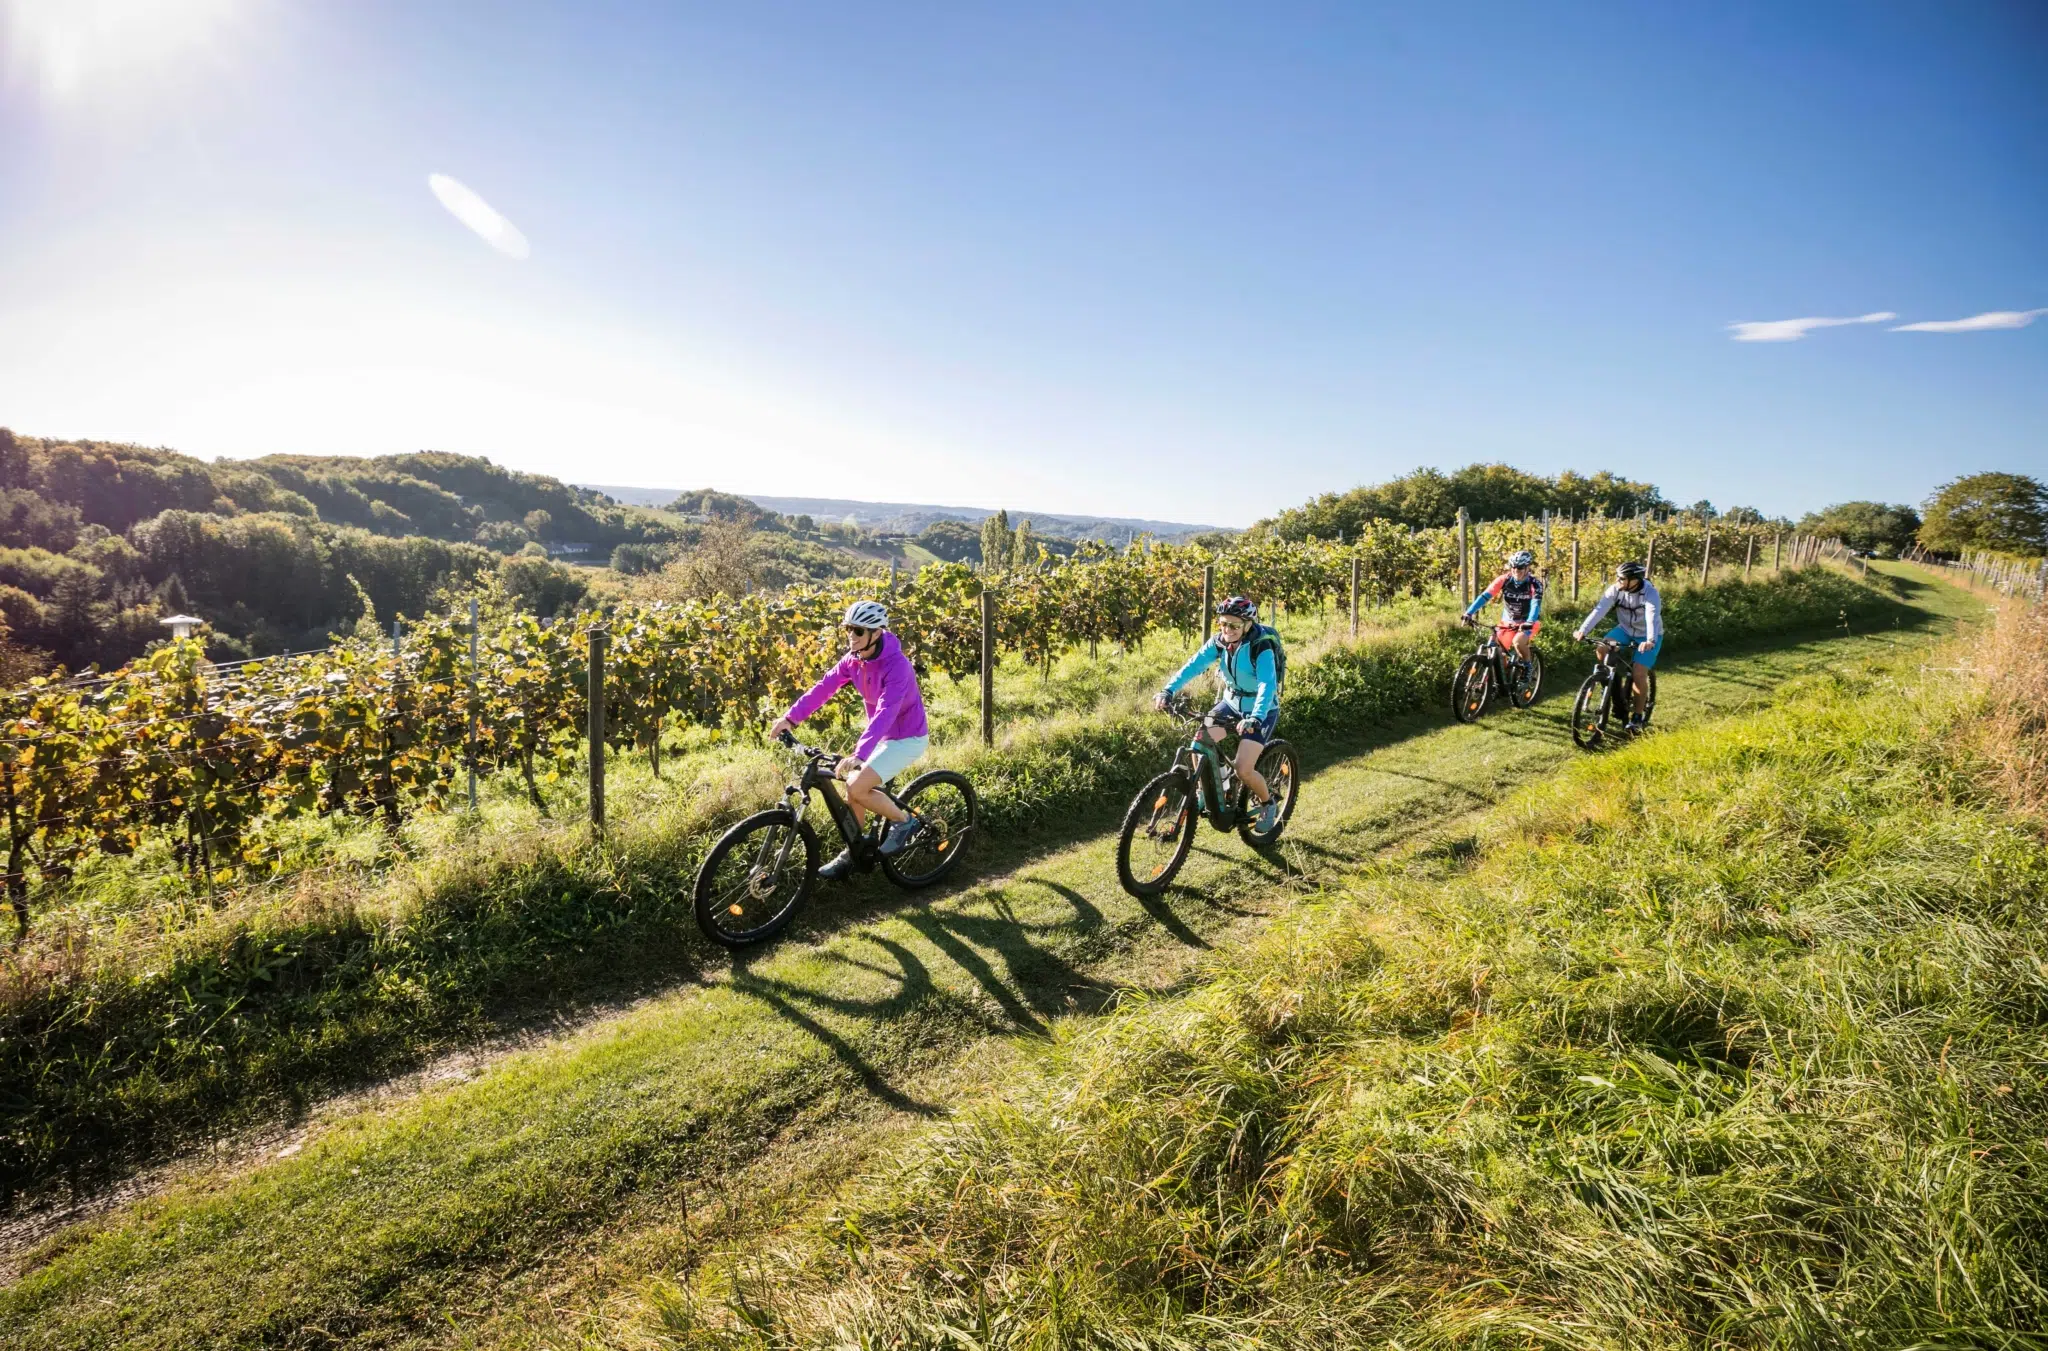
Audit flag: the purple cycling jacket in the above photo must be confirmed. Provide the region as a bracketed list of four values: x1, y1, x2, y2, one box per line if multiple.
[783, 630, 929, 764]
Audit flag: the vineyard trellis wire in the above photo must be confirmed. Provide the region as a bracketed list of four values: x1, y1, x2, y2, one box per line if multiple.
[1, 514, 1798, 931]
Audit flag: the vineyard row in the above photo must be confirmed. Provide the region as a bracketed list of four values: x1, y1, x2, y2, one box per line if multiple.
[1, 516, 1806, 927]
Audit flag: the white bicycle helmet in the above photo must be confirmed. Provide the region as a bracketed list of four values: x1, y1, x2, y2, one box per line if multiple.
[842, 599, 889, 629]
[1508, 549, 1536, 568]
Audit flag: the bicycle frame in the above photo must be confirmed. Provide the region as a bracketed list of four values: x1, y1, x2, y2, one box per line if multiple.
[1167, 705, 1248, 832]
[773, 743, 902, 873]
[1591, 639, 1637, 710]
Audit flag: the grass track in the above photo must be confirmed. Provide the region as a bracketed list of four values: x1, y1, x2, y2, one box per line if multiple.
[0, 566, 1982, 1349]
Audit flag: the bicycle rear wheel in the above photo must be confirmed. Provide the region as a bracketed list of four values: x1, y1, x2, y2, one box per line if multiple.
[1238, 739, 1300, 848]
[694, 810, 818, 947]
[1118, 769, 1196, 897]
[880, 770, 978, 888]
[1451, 655, 1490, 723]
[1570, 676, 1611, 750]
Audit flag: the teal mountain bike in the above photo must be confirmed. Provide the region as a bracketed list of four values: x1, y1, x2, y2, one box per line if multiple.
[1116, 694, 1300, 897]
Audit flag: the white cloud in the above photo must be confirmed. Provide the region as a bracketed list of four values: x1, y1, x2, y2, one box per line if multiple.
[1727, 312, 1896, 343]
[1891, 308, 2048, 334]
[428, 173, 530, 260]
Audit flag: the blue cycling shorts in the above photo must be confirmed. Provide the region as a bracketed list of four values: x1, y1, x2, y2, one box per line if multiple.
[1606, 627, 1663, 670]
[1211, 699, 1279, 743]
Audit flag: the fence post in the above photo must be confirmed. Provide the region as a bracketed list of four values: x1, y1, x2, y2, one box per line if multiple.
[1699, 527, 1713, 587]
[1644, 536, 1657, 580]
[467, 598, 479, 813]
[587, 627, 606, 836]
[1773, 531, 1783, 572]
[1744, 534, 1755, 580]
[1349, 555, 1361, 639]
[1570, 537, 1580, 601]
[979, 588, 996, 747]
[888, 558, 898, 596]
[1201, 564, 1215, 641]
[1542, 509, 1553, 566]
[1457, 507, 1470, 607]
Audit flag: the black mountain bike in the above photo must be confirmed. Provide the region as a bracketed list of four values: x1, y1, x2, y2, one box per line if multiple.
[1451, 617, 1542, 723]
[1116, 695, 1300, 897]
[1569, 637, 1658, 750]
[692, 733, 978, 946]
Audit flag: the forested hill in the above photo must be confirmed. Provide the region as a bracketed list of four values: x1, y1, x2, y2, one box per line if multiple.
[0, 433, 678, 550]
[0, 428, 689, 671]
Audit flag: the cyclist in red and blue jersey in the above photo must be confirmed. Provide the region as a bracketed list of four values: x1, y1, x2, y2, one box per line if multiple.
[1463, 549, 1544, 682]
[1154, 595, 1281, 834]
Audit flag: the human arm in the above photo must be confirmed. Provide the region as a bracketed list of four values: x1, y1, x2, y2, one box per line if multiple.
[1161, 639, 1221, 698]
[1574, 587, 1616, 641]
[1526, 579, 1543, 626]
[1639, 584, 1663, 647]
[782, 658, 853, 728]
[1463, 576, 1502, 619]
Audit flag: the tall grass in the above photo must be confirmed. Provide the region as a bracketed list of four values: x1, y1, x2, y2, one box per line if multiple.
[0, 568, 1914, 1209]
[720, 602, 2048, 1348]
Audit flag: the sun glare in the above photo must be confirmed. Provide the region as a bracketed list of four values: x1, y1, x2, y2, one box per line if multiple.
[2, 0, 242, 99]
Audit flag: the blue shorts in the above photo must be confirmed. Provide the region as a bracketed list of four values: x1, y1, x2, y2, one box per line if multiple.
[1607, 628, 1663, 670]
[863, 736, 929, 783]
[1211, 700, 1279, 743]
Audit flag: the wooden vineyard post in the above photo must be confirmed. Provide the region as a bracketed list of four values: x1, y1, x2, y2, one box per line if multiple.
[1458, 507, 1470, 607]
[1201, 565, 1215, 641]
[1699, 527, 1713, 587]
[1542, 509, 1553, 566]
[1644, 536, 1657, 580]
[888, 558, 898, 596]
[587, 627, 606, 836]
[1744, 534, 1755, 580]
[1349, 554, 1361, 640]
[980, 588, 996, 747]
[1570, 537, 1581, 601]
[1773, 531, 1783, 572]
[467, 598, 479, 813]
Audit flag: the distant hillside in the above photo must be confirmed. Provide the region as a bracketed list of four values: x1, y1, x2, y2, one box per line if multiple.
[579, 486, 1225, 545]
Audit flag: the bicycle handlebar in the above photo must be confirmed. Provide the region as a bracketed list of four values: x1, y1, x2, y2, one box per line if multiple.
[774, 729, 845, 770]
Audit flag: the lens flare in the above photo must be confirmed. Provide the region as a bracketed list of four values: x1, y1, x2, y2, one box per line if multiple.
[427, 173, 532, 261]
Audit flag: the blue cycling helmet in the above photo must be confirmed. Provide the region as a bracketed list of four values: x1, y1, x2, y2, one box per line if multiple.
[1508, 550, 1536, 569]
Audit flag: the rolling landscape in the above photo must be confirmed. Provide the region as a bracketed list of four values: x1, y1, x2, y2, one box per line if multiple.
[3, 2, 2044, 1347]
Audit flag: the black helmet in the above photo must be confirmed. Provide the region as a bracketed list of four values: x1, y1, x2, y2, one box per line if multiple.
[1616, 560, 1647, 582]
[1216, 594, 1258, 622]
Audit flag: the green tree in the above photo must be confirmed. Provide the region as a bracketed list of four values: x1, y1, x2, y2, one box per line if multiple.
[980, 509, 1013, 570]
[1918, 473, 2048, 556]
[1013, 518, 1036, 570]
[1797, 502, 1922, 557]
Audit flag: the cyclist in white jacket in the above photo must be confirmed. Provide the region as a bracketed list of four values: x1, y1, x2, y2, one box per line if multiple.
[1573, 560, 1662, 729]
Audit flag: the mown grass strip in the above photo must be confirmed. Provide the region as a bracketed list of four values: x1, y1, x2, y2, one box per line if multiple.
[0, 568, 1919, 1207]
[773, 596, 2048, 1349]
[0, 570, 1960, 1350]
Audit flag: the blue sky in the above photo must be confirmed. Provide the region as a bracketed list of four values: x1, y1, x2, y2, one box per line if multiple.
[1, 1, 2041, 525]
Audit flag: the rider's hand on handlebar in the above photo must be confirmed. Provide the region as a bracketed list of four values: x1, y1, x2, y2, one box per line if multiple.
[1638, 639, 1655, 654]
[768, 717, 792, 743]
[1153, 690, 1172, 713]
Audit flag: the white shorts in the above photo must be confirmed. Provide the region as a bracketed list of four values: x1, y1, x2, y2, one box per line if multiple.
[863, 736, 929, 783]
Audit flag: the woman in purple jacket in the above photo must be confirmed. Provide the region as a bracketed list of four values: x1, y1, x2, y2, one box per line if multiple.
[769, 599, 930, 878]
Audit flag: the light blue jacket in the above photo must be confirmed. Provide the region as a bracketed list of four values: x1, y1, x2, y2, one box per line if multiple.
[1164, 631, 1279, 719]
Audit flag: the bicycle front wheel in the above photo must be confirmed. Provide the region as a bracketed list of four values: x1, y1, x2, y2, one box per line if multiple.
[880, 770, 979, 889]
[1238, 739, 1301, 849]
[1508, 650, 1544, 709]
[1570, 676, 1610, 750]
[1452, 656, 1490, 724]
[694, 809, 819, 947]
[1118, 769, 1196, 897]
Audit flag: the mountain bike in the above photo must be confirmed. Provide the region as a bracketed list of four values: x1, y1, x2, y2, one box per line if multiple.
[1116, 695, 1300, 897]
[1569, 637, 1658, 750]
[1451, 617, 1542, 723]
[692, 733, 978, 946]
